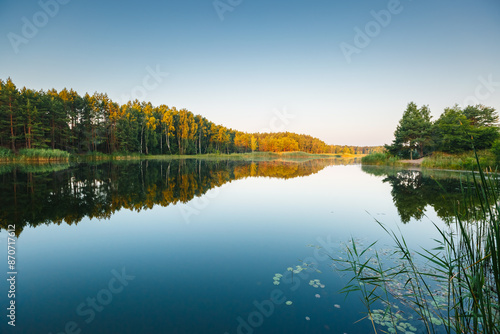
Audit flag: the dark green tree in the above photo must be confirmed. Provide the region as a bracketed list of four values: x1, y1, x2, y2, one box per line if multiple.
[0, 78, 21, 151]
[433, 105, 499, 153]
[387, 102, 433, 159]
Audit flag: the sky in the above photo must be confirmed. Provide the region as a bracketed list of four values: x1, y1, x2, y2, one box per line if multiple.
[0, 0, 499, 146]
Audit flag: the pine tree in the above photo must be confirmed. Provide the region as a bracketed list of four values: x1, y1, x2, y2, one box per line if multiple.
[388, 102, 433, 159]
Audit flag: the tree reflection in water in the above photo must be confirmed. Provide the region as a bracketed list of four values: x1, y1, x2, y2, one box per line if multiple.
[362, 165, 485, 224]
[0, 158, 351, 235]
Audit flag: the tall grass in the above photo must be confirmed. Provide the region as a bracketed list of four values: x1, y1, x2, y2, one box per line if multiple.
[421, 150, 497, 171]
[17, 148, 70, 161]
[362, 152, 400, 165]
[337, 149, 500, 333]
[82, 151, 110, 161]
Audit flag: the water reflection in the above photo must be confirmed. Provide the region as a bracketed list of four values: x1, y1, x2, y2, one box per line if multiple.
[361, 165, 480, 224]
[0, 158, 350, 235]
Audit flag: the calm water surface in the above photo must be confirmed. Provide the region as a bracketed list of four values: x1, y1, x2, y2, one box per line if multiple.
[0, 159, 470, 333]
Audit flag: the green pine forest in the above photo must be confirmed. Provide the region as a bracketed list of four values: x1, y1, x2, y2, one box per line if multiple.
[0, 78, 382, 157]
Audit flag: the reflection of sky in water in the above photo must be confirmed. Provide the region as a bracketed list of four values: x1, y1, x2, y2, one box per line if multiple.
[0, 163, 460, 333]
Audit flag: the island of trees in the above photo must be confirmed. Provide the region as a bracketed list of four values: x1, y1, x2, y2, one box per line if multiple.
[0, 78, 381, 157]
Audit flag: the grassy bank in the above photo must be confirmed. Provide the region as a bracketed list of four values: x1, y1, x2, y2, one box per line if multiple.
[421, 150, 497, 170]
[105, 151, 360, 162]
[0, 149, 363, 164]
[0, 148, 71, 162]
[361, 152, 401, 166]
[362, 150, 498, 171]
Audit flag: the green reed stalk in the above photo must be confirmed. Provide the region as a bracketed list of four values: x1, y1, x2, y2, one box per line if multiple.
[337, 148, 500, 333]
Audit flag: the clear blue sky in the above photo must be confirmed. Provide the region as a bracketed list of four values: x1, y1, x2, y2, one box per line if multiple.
[1, 0, 499, 146]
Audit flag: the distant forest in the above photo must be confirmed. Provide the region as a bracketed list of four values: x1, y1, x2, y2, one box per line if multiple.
[0, 78, 382, 156]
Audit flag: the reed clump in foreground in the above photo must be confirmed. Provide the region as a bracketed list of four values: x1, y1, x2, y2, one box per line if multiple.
[336, 149, 499, 333]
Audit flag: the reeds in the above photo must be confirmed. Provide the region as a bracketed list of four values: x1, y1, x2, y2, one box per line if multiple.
[421, 150, 497, 171]
[362, 152, 400, 165]
[337, 149, 500, 333]
[17, 148, 70, 161]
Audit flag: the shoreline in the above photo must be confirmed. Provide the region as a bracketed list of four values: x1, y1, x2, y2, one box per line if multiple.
[0, 152, 366, 165]
[362, 151, 498, 172]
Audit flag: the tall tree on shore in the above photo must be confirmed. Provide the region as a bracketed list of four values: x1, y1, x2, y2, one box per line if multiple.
[387, 102, 433, 159]
[158, 105, 173, 154]
[251, 135, 258, 152]
[1, 78, 20, 151]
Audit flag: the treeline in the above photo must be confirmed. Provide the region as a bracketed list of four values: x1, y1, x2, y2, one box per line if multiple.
[386, 102, 499, 158]
[0, 78, 382, 156]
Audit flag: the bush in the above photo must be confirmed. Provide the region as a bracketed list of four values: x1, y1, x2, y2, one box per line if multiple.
[0, 147, 13, 158]
[491, 139, 500, 162]
[361, 152, 396, 165]
[421, 151, 497, 170]
[17, 148, 70, 160]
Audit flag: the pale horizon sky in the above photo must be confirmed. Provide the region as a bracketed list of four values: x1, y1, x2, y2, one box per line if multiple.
[1, 0, 499, 146]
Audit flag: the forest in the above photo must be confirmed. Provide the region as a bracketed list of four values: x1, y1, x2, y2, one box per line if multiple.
[0, 78, 382, 156]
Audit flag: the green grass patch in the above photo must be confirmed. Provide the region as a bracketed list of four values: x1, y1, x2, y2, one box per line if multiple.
[421, 150, 497, 170]
[361, 152, 400, 165]
[119, 151, 341, 162]
[2, 150, 359, 164]
[16, 148, 70, 161]
[0, 147, 13, 159]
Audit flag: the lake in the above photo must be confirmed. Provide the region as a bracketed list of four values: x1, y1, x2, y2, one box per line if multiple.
[0, 158, 471, 334]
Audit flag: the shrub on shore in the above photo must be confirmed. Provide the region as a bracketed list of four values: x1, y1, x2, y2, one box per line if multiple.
[421, 150, 496, 170]
[17, 148, 71, 161]
[361, 152, 399, 165]
[0, 147, 13, 159]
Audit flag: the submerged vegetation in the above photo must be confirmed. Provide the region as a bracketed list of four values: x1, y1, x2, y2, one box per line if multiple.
[338, 151, 500, 333]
